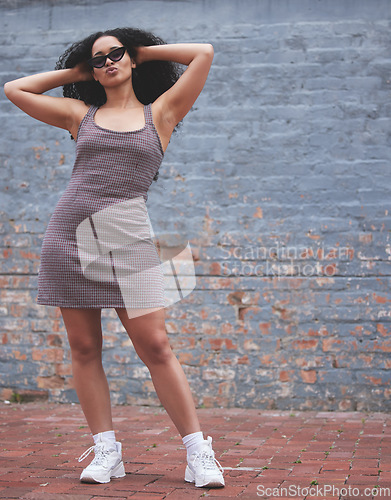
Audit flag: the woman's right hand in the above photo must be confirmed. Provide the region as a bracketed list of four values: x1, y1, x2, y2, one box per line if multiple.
[73, 61, 94, 82]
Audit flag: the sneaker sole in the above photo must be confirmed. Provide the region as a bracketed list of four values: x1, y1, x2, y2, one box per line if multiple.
[184, 465, 225, 488]
[80, 461, 126, 484]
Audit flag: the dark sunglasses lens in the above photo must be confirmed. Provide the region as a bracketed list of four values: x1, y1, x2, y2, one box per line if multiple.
[109, 47, 126, 61]
[90, 56, 105, 68]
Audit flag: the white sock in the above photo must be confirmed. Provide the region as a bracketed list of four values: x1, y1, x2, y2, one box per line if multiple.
[93, 430, 116, 445]
[182, 431, 204, 458]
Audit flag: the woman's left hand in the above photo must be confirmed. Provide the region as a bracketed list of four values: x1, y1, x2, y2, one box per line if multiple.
[132, 46, 145, 67]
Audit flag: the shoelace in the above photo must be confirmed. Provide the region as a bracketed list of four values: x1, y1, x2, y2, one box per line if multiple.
[191, 446, 224, 474]
[78, 443, 112, 466]
[199, 451, 224, 472]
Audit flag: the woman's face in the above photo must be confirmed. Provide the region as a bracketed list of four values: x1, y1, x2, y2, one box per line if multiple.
[90, 35, 135, 87]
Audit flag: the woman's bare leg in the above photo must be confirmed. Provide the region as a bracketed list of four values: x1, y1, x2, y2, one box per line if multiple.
[116, 307, 201, 437]
[60, 307, 113, 435]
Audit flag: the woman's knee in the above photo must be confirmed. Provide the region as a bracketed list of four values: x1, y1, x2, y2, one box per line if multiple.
[70, 337, 102, 363]
[135, 331, 173, 366]
[65, 326, 102, 363]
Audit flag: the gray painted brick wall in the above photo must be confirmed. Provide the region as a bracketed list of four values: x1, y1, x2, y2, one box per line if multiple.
[1, 0, 390, 410]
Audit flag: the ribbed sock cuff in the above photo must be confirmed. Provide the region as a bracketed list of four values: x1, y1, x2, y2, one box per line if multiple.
[93, 430, 116, 445]
[182, 431, 204, 457]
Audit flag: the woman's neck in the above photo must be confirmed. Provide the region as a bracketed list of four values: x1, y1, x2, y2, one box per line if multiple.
[103, 86, 142, 109]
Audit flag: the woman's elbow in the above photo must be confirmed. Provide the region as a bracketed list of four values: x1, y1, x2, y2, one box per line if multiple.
[198, 44, 214, 65]
[204, 43, 214, 59]
[3, 81, 17, 100]
[4, 81, 11, 97]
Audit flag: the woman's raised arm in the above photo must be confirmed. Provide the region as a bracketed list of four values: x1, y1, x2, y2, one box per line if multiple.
[136, 43, 214, 130]
[3, 64, 91, 136]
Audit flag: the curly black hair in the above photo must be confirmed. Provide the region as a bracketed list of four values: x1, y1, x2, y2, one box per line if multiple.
[55, 27, 183, 181]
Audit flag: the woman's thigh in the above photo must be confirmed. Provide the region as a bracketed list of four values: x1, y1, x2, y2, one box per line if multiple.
[60, 307, 103, 355]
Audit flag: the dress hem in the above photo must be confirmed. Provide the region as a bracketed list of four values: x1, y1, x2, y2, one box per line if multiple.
[36, 301, 166, 309]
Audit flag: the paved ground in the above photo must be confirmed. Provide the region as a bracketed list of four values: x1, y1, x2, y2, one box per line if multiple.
[0, 403, 390, 499]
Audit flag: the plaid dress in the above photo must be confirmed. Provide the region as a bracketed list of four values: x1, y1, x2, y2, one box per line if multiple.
[37, 104, 166, 309]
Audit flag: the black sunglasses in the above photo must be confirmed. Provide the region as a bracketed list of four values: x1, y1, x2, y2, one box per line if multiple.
[88, 46, 127, 69]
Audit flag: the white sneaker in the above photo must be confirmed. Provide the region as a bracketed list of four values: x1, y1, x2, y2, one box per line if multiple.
[185, 436, 225, 488]
[78, 440, 125, 484]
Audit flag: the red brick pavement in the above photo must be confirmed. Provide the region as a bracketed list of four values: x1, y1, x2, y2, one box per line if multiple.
[0, 403, 390, 499]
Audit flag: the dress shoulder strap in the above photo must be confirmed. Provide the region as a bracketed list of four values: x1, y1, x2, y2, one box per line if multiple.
[75, 105, 97, 141]
[143, 104, 154, 125]
[79, 105, 97, 126]
[86, 105, 98, 118]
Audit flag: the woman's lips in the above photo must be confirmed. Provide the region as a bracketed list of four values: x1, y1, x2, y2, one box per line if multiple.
[106, 67, 117, 75]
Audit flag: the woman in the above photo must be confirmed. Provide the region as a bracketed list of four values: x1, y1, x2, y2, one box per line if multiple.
[4, 27, 224, 489]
